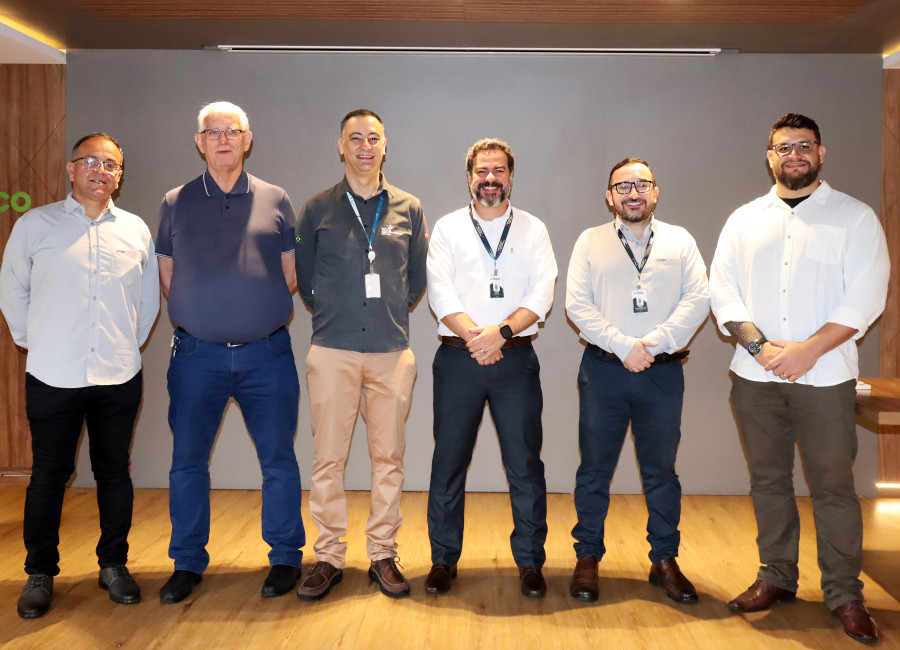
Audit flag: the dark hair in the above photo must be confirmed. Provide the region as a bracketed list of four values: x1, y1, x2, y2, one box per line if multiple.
[340, 109, 384, 133]
[71, 132, 124, 164]
[465, 138, 514, 174]
[769, 113, 821, 147]
[607, 157, 654, 188]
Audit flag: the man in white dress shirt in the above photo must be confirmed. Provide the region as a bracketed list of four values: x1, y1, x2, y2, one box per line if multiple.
[565, 157, 709, 604]
[0, 133, 159, 618]
[710, 113, 889, 644]
[424, 138, 557, 598]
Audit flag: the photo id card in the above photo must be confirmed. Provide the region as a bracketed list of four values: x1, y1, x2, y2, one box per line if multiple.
[490, 274, 504, 299]
[365, 272, 382, 298]
[632, 288, 648, 313]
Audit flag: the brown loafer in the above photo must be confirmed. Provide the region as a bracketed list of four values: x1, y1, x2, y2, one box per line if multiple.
[649, 558, 698, 604]
[832, 600, 879, 644]
[519, 566, 547, 599]
[569, 557, 599, 601]
[297, 561, 342, 601]
[369, 558, 410, 599]
[424, 563, 457, 595]
[727, 579, 796, 612]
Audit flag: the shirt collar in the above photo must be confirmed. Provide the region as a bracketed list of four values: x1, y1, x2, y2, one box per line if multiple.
[202, 170, 250, 197]
[65, 192, 117, 222]
[615, 215, 655, 244]
[766, 179, 832, 209]
[340, 172, 391, 201]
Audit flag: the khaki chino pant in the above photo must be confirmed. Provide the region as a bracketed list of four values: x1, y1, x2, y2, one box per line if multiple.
[306, 344, 417, 568]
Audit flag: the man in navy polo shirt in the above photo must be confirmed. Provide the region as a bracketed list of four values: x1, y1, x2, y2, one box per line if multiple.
[156, 101, 305, 603]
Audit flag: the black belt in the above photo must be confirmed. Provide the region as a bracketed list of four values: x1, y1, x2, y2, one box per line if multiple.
[441, 335, 533, 350]
[586, 342, 689, 364]
[176, 325, 287, 348]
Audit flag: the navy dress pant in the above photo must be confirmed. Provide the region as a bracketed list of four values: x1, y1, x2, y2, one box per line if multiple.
[428, 343, 547, 568]
[572, 346, 684, 563]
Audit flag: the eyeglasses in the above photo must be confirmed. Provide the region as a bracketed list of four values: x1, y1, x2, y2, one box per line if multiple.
[199, 128, 245, 140]
[769, 140, 818, 157]
[610, 180, 654, 195]
[71, 156, 123, 173]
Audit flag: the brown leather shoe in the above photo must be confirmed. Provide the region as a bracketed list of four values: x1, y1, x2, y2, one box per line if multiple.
[649, 558, 698, 604]
[569, 557, 599, 601]
[424, 564, 457, 595]
[369, 558, 410, 599]
[297, 561, 342, 601]
[833, 600, 879, 644]
[727, 579, 796, 612]
[519, 566, 547, 598]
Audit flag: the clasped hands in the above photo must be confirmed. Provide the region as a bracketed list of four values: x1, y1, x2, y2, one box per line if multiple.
[466, 325, 505, 366]
[756, 339, 816, 383]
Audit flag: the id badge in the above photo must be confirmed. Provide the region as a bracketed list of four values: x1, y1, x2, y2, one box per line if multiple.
[489, 274, 504, 299]
[632, 289, 648, 313]
[365, 272, 382, 298]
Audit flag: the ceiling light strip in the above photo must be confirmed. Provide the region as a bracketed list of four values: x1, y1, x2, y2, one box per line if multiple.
[212, 45, 723, 56]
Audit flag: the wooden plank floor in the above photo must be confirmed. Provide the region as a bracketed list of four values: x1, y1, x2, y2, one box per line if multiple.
[1, 489, 899, 649]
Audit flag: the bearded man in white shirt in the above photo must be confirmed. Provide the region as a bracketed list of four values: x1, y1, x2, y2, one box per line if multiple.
[710, 113, 889, 645]
[424, 138, 557, 599]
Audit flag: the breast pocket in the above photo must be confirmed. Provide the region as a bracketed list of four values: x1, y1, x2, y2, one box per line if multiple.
[113, 249, 143, 287]
[805, 224, 845, 264]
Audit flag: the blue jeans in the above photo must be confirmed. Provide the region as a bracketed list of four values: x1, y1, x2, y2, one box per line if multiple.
[572, 347, 684, 563]
[428, 343, 547, 568]
[166, 327, 304, 573]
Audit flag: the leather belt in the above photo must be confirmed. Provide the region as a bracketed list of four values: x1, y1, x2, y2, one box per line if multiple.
[441, 335, 533, 350]
[586, 343, 689, 364]
[176, 325, 286, 348]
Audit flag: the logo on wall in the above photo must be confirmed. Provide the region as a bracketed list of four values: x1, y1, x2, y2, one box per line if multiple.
[0, 192, 32, 213]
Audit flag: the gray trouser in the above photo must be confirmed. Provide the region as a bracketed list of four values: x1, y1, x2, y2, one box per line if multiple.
[731, 376, 864, 610]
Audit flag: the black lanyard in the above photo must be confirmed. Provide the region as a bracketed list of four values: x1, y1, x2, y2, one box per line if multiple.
[616, 223, 654, 277]
[470, 204, 513, 269]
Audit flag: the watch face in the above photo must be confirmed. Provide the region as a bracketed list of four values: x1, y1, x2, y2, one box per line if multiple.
[500, 324, 513, 340]
[748, 341, 761, 355]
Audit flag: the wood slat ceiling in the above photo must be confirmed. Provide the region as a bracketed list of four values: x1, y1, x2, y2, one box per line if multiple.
[69, 0, 872, 23]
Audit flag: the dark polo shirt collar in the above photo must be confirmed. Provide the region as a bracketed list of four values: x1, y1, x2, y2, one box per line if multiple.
[202, 169, 251, 197]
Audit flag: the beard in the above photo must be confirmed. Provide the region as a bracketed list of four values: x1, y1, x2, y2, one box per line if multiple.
[470, 179, 512, 208]
[774, 158, 821, 191]
[615, 197, 656, 223]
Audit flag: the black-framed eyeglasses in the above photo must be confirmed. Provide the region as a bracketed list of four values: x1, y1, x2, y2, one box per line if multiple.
[610, 180, 654, 195]
[199, 128, 245, 140]
[71, 156, 123, 173]
[769, 140, 818, 157]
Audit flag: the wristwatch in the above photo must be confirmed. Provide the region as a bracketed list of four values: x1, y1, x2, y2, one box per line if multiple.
[748, 337, 767, 356]
[499, 324, 514, 340]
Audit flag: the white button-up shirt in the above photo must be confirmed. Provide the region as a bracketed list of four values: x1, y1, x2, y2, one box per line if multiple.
[566, 217, 710, 360]
[427, 202, 557, 337]
[709, 181, 890, 386]
[0, 194, 159, 388]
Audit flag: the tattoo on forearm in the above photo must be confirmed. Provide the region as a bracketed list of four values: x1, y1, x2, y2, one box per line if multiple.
[724, 321, 766, 350]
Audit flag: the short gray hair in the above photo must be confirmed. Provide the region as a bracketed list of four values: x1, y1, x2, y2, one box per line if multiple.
[197, 101, 249, 132]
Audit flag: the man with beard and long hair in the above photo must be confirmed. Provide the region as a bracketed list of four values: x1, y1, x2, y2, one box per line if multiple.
[710, 113, 889, 644]
[424, 138, 557, 598]
[565, 157, 709, 604]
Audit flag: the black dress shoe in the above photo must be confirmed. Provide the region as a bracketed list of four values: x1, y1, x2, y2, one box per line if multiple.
[261, 564, 300, 598]
[519, 566, 547, 599]
[649, 558, 698, 604]
[17, 574, 53, 619]
[99, 565, 141, 604]
[570, 557, 599, 601]
[424, 564, 457, 595]
[160, 570, 202, 604]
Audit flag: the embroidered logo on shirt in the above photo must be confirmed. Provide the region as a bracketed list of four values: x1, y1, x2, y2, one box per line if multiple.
[380, 224, 396, 237]
[295, 234, 302, 243]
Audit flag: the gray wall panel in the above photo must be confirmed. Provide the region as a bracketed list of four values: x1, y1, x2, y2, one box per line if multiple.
[65, 50, 884, 497]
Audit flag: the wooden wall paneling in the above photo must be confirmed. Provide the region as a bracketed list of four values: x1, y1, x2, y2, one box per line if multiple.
[882, 69, 900, 379]
[0, 64, 66, 484]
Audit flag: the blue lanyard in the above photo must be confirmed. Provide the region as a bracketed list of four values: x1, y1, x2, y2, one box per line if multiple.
[469, 204, 513, 267]
[346, 189, 387, 250]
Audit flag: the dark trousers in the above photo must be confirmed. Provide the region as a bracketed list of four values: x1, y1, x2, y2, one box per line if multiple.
[23, 371, 142, 576]
[167, 327, 305, 574]
[731, 376, 863, 610]
[572, 347, 684, 563]
[427, 343, 547, 568]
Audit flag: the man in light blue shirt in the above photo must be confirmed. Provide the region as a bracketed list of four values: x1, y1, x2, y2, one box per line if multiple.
[0, 132, 159, 619]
